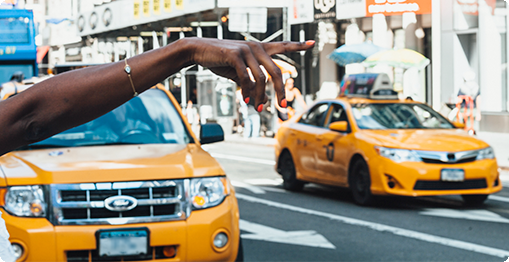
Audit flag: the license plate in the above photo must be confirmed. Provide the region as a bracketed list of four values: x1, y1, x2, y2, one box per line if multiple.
[441, 169, 465, 182]
[97, 229, 148, 257]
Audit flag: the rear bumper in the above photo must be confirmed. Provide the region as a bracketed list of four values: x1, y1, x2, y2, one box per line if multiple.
[369, 157, 502, 197]
[4, 195, 240, 262]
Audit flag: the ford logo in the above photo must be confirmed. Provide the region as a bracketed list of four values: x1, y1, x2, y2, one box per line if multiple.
[104, 196, 138, 212]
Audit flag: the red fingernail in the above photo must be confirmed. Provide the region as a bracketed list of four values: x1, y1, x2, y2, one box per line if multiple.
[281, 99, 287, 108]
[257, 104, 263, 112]
[244, 97, 250, 104]
[305, 40, 315, 46]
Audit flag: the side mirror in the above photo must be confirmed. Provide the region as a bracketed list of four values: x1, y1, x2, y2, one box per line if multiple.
[453, 122, 465, 129]
[200, 123, 224, 144]
[329, 121, 349, 132]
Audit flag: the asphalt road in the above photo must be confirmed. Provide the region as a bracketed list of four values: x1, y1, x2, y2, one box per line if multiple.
[203, 141, 509, 262]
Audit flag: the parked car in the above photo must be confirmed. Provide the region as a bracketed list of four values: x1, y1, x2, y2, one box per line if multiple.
[0, 82, 242, 262]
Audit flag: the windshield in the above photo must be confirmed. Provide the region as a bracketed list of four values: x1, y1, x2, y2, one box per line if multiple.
[24, 89, 193, 149]
[351, 103, 455, 130]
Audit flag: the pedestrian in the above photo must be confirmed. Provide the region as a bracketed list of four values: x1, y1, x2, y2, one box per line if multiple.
[275, 77, 307, 122]
[237, 89, 260, 138]
[0, 37, 315, 262]
[184, 100, 200, 135]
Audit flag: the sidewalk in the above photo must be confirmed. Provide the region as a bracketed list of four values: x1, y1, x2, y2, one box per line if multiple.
[224, 133, 276, 147]
[224, 131, 509, 186]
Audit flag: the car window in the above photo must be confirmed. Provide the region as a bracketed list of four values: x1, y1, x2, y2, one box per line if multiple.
[351, 103, 454, 130]
[299, 103, 330, 127]
[327, 103, 348, 126]
[22, 89, 193, 149]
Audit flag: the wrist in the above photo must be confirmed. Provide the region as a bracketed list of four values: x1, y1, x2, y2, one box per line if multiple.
[166, 38, 195, 69]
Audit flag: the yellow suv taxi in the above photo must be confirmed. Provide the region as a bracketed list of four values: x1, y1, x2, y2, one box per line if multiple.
[275, 73, 501, 206]
[0, 83, 242, 261]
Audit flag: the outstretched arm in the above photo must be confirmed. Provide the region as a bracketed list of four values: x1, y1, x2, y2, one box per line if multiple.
[0, 38, 314, 155]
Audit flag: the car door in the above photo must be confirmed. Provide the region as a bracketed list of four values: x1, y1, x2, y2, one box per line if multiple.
[315, 103, 352, 186]
[291, 102, 331, 180]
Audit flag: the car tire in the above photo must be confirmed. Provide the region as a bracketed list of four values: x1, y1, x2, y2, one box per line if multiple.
[461, 194, 488, 206]
[280, 152, 304, 192]
[350, 159, 375, 206]
[235, 237, 244, 262]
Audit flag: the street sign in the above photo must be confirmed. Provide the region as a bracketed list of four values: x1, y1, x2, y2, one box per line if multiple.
[336, 0, 366, 20]
[228, 7, 268, 33]
[288, 0, 314, 25]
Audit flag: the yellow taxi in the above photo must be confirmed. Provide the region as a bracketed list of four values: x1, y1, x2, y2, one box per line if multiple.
[0, 82, 242, 261]
[275, 73, 502, 206]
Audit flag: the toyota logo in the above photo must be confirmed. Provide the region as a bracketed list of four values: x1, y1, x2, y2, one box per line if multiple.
[104, 195, 138, 212]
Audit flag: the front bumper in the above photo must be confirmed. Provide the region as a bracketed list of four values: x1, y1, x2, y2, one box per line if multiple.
[3, 195, 240, 262]
[368, 156, 502, 197]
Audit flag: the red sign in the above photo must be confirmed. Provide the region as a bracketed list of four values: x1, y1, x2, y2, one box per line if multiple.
[456, 0, 496, 16]
[365, 0, 432, 17]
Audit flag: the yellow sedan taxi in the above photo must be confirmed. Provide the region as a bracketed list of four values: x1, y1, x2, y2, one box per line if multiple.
[0, 82, 242, 262]
[275, 74, 501, 206]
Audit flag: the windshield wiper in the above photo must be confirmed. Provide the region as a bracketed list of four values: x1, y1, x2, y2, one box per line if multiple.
[16, 144, 71, 151]
[76, 141, 141, 147]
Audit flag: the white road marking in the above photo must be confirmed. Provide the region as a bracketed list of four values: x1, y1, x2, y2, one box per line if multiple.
[489, 195, 509, 203]
[236, 193, 509, 258]
[231, 181, 265, 194]
[240, 219, 335, 249]
[210, 153, 275, 165]
[259, 186, 287, 193]
[231, 179, 287, 194]
[244, 178, 283, 186]
[419, 208, 509, 224]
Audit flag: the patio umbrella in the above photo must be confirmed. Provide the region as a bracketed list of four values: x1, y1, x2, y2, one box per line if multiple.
[362, 48, 430, 70]
[327, 42, 387, 66]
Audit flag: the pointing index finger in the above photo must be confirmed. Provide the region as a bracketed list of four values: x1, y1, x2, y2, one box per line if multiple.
[262, 40, 315, 56]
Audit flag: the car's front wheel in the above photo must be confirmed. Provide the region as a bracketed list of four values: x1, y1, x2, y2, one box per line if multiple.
[461, 194, 488, 206]
[279, 152, 304, 191]
[350, 159, 375, 206]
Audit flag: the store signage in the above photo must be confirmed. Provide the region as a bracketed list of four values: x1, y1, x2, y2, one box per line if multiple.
[134, 0, 140, 19]
[314, 0, 336, 20]
[289, 0, 314, 25]
[103, 8, 112, 26]
[365, 0, 431, 17]
[77, 0, 215, 37]
[456, 0, 496, 16]
[228, 7, 268, 33]
[164, 0, 171, 12]
[218, 0, 290, 8]
[176, 0, 184, 10]
[336, 0, 366, 20]
[153, 0, 161, 15]
[143, 0, 150, 17]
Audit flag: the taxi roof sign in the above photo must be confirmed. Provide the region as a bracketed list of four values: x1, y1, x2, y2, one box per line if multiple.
[339, 73, 398, 100]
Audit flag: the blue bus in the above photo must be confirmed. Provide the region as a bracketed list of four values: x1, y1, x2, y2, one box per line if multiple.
[0, 9, 37, 84]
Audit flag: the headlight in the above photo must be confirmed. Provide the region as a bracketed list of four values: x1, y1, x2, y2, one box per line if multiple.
[190, 177, 229, 209]
[476, 147, 495, 160]
[4, 186, 46, 217]
[375, 146, 421, 163]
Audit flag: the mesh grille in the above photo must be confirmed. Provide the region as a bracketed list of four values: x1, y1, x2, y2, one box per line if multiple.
[51, 181, 187, 225]
[413, 179, 487, 190]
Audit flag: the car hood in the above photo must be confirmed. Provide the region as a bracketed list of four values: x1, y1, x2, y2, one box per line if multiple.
[358, 129, 490, 152]
[0, 144, 224, 186]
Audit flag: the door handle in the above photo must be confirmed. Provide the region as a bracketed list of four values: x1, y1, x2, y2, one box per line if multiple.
[316, 135, 323, 141]
[290, 131, 296, 136]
